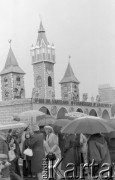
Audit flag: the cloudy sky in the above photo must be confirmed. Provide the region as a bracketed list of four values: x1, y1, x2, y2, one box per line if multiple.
[0, 0, 115, 101]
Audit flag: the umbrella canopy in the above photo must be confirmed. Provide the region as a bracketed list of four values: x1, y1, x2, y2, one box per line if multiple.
[53, 119, 71, 128]
[65, 111, 87, 120]
[52, 119, 71, 134]
[0, 121, 27, 130]
[36, 115, 55, 126]
[61, 116, 114, 135]
[16, 110, 45, 124]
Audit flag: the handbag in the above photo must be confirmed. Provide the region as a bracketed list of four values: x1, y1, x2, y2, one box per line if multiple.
[23, 148, 33, 157]
[46, 152, 56, 161]
[8, 150, 16, 161]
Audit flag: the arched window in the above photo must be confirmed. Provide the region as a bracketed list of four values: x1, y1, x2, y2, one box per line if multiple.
[16, 76, 21, 86]
[4, 77, 8, 87]
[4, 90, 9, 99]
[36, 76, 42, 88]
[48, 76, 52, 87]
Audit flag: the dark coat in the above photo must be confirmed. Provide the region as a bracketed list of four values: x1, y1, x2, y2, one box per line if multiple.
[88, 134, 111, 165]
[61, 134, 80, 171]
[0, 137, 10, 178]
[28, 132, 45, 173]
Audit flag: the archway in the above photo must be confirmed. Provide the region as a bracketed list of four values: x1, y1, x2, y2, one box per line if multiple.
[76, 108, 83, 113]
[39, 106, 50, 115]
[89, 109, 97, 116]
[102, 110, 110, 120]
[57, 107, 68, 119]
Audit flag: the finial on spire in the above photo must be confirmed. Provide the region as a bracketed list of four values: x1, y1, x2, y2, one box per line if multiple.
[69, 55, 71, 62]
[39, 14, 42, 22]
[8, 39, 12, 47]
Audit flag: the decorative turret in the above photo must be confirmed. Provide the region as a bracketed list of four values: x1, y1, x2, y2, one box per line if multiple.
[0, 45, 25, 101]
[30, 21, 55, 99]
[60, 61, 80, 101]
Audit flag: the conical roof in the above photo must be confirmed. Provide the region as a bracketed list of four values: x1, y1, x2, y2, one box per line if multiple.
[59, 62, 79, 84]
[36, 21, 48, 46]
[0, 47, 25, 75]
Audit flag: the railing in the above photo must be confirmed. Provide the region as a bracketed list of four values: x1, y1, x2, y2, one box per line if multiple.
[32, 98, 111, 108]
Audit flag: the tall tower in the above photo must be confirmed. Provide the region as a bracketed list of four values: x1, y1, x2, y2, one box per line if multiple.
[0, 46, 25, 101]
[59, 62, 80, 101]
[31, 21, 55, 99]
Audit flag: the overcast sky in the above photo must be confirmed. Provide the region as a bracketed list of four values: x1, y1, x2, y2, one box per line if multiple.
[0, 0, 115, 101]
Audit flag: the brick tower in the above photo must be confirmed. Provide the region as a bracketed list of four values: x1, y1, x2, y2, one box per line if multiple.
[59, 62, 80, 101]
[31, 21, 55, 99]
[0, 46, 25, 101]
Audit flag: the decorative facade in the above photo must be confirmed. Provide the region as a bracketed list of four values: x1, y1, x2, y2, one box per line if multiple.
[0, 47, 25, 101]
[30, 21, 55, 99]
[59, 62, 80, 101]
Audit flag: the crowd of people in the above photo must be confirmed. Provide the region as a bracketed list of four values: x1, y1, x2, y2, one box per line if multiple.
[0, 123, 113, 180]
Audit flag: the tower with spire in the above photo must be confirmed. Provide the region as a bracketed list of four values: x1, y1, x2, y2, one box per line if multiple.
[31, 21, 55, 99]
[0, 46, 25, 101]
[59, 62, 80, 101]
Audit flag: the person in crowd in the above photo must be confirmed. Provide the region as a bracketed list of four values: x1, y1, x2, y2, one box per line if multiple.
[0, 132, 10, 180]
[80, 133, 90, 164]
[88, 133, 111, 177]
[7, 136, 21, 177]
[22, 132, 32, 178]
[61, 134, 79, 176]
[20, 127, 29, 153]
[27, 125, 45, 180]
[44, 125, 62, 179]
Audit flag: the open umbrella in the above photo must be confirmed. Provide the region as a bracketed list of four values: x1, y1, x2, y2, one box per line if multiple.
[53, 119, 71, 128]
[17, 110, 45, 124]
[36, 115, 55, 126]
[65, 111, 87, 120]
[61, 116, 114, 134]
[0, 121, 27, 130]
[52, 119, 71, 134]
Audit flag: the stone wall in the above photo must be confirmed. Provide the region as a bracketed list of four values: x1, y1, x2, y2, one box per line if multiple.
[0, 98, 32, 122]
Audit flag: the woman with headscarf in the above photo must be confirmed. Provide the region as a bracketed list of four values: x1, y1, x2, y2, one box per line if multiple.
[22, 132, 32, 178]
[44, 126, 62, 179]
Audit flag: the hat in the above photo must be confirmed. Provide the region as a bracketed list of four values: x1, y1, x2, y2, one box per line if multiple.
[44, 126, 54, 132]
[33, 125, 40, 132]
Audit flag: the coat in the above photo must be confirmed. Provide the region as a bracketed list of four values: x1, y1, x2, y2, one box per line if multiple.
[88, 134, 111, 165]
[28, 132, 45, 173]
[0, 136, 10, 178]
[61, 134, 80, 171]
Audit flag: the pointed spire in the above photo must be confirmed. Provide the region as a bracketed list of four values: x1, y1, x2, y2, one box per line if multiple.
[59, 62, 80, 84]
[0, 46, 25, 75]
[36, 21, 48, 46]
[38, 21, 45, 33]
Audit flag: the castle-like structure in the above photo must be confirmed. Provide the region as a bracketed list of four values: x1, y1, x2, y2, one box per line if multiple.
[0, 21, 111, 122]
[0, 46, 25, 101]
[0, 21, 80, 102]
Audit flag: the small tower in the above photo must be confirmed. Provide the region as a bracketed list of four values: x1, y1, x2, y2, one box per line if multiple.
[59, 62, 80, 101]
[30, 21, 55, 99]
[0, 46, 25, 101]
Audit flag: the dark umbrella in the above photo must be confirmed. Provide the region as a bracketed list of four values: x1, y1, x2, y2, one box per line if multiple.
[61, 116, 114, 135]
[52, 119, 71, 134]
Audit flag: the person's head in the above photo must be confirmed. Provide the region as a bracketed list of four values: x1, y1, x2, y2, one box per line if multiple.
[25, 132, 31, 139]
[44, 126, 54, 135]
[8, 129, 12, 135]
[7, 136, 15, 145]
[28, 126, 34, 136]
